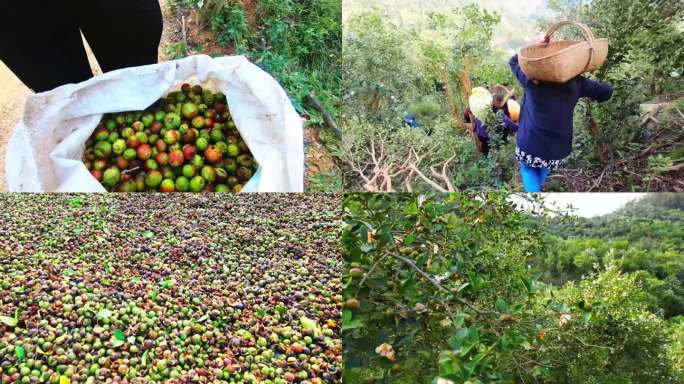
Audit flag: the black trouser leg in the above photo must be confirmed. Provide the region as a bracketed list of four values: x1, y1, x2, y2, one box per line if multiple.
[0, 1, 93, 92]
[76, 0, 163, 73]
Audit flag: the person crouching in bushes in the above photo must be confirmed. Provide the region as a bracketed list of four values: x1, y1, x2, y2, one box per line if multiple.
[464, 85, 520, 156]
[509, 53, 613, 192]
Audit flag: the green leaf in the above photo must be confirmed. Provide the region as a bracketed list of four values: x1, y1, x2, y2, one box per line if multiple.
[142, 231, 154, 239]
[256, 308, 266, 318]
[468, 272, 485, 292]
[360, 243, 374, 253]
[0, 315, 17, 327]
[452, 313, 466, 328]
[112, 339, 125, 348]
[495, 297, 509, 313]
[113, 329, 125, 341]
[73, 226, 83, 234]
[142, 350, 149, 366]
[404, 234, 416, 245]
[97, 308, 113, 320]
[300, 316, 318, 331]
[275, 304, 286, 316]
[69, 198, 82, 207]
[406, 201, 419, 215]
[449, 327, 469, 349]
[15, 345, 25, 360]
[104, 264, 111, 273]
[342, 309, 352, 324]
[341, 318, 365, 331]
[159, 278, 175, 289]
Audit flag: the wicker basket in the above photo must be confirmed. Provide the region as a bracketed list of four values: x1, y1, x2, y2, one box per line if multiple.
[519, 21, 608, 83]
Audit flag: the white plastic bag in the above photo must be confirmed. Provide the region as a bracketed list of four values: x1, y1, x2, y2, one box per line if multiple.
[468, 87, 493, 121]
[5, 55, 304, 192]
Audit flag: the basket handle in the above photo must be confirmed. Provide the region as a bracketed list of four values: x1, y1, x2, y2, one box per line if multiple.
[544, 21, 596, 71]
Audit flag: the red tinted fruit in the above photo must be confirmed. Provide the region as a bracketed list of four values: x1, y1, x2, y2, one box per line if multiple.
[136, 144, 152, 161]
[169, 149, 184, 167]
[204, 146, 222, 164]
[183, 145, 197, 161]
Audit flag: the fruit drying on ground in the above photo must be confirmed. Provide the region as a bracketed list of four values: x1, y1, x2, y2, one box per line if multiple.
[82, 84, 258, 192]
[0, 194, 343, 383]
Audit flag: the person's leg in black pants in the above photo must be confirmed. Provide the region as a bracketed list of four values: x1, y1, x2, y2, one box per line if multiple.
[76, 0, 163, 73]
[0, 0, 162, 93]
[0, 1, 93, 92]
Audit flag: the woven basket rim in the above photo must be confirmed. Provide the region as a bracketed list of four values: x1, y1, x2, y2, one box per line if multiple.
[519, 38, 608, 63]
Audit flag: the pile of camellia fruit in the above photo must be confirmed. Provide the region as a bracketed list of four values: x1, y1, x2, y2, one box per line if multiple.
[0, 194, 343, 383]
[83, 84, 257, 192]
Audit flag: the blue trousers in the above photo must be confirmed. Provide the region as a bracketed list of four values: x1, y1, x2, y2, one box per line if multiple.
[519, 162, 551, 192]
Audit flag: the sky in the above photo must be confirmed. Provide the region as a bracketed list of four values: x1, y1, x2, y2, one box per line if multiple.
[512, 193, 648, 217]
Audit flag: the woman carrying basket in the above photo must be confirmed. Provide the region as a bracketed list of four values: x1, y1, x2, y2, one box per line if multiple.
[510, 24, 613, 192]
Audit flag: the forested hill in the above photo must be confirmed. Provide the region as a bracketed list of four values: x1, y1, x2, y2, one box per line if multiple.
[531, 194, 684, 318]
[544, 193, 684, 239]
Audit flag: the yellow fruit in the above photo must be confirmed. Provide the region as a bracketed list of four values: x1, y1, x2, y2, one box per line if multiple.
[345, 298, 360, 310]
[507, 99, 521, 123]
[350, 268, 363, 278]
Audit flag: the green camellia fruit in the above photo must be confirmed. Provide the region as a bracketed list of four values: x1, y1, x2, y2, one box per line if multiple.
[201, 166, 217, 183]
[210, 129, 224, 143]
[94, 141, 112, 159]
[145, 158, 158, 171]
[112, 139, 127, 155]
[123, 148, 137, 161]
[189, 176, 205, 192]
[108, 131, 120, 144]
[226, 143, 240, 157]
[102, 167, 121, 187]
[95, 127, 109, 142]
[154, 110, 166, 122]
[118, 180, 137, 192]
[142, 113, 155, 127]
[191, 116, 206, 129]
[135, 131, 149, 144]
[175, 176, 190, 192]
[104, 118, 117, 131]
[224, 159, 237, 175]
[215, 167, 227, 181]
[159, 179, 175, 192]
[164, 130, 179, 145]
[121, 127, 134, 139]
[163, 112, 181, 129]
[181, 102, 199, 120]
[182, 164, 196, 179]
[145, 170, 163, 189]
[215, 184, 230, 192]
[191, 154, 204, 169]
[215, 141, 228, 155]
[195, 137, 209, 151]
[135, 173, 146, 191]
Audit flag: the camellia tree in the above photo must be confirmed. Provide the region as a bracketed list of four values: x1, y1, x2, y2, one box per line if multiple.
[342, 193, 551, 383]
[342, 193, 683, 383]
